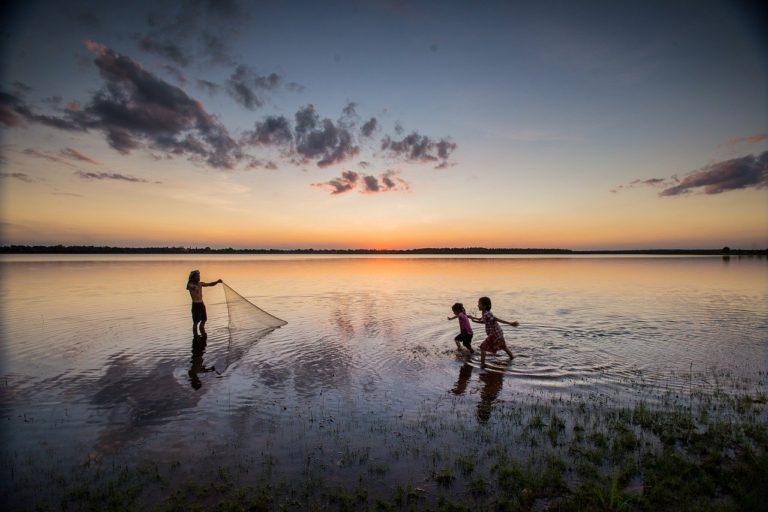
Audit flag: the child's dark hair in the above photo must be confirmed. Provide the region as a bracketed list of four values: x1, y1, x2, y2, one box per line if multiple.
[478, 296, 492, 310]
[451, 302, 465, 315]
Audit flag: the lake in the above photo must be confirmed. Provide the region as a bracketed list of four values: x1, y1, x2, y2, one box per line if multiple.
[1, 254, 766, 508]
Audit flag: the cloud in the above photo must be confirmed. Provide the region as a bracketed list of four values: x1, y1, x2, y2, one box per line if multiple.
[23, 148, 76, 167]
[611, 177, 669, 193]
[0, 172, 34, 183]
[313, 169, 410, 195]
[61, 148, 100, 165]
[660, 152, 768, 196]
[242, 115, 293, 146]
[79, 40, 242, 168]
[52, 191, 85, 197]
[312, 169, 359, 195]
[361, 117, 378, 137]
[381, 131, 457, 167]
[294, 105, 359, 167]
[726, 134, 768, 146]
[361, 169, 410, 194]
[0, 90, 86, 131]
[226, 65, 281, 109]
[74, 171, 150, 183]
[138, 36, 190, 67]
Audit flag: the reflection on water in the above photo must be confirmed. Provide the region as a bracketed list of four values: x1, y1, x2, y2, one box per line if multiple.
[1, 255, 766, 467]
[189, 336, 215, 390]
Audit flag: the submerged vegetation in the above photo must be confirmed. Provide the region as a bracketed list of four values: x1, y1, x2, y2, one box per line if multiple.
[4, 370, 766, 511]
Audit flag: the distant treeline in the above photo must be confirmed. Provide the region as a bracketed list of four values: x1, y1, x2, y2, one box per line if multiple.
[1, 245, 766, 256]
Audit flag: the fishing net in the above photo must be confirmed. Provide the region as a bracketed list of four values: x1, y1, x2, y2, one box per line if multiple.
[222, 282, 287, 331]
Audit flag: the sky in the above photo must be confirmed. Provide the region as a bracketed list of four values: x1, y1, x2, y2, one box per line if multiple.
[1, 0, 766, 250]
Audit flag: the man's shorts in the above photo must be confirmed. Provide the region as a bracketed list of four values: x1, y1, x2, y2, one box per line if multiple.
[191, 302, 207, 323]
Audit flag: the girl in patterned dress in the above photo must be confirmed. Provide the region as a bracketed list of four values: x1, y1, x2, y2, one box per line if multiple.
[469, 296, 519, 367]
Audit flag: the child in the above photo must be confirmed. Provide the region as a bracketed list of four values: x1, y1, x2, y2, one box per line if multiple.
[186, 270, 222, 338]
[447, 302, 474, 353]
[469, 296, 519, 367]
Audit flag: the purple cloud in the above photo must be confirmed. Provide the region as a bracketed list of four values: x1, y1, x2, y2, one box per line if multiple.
[313, 169, 410, 195]
[61, 147, 100, 165]
[23, 148, 76, 167]
[74, 170, 150, 183]
[726, 134, 767, 146]
[660, 152, 768, 196]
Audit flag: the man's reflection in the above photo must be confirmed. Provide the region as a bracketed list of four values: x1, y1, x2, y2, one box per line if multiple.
[188, 336, 215, 390]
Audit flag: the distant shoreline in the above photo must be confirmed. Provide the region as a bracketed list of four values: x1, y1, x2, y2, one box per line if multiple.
[1, 245, 766, 256]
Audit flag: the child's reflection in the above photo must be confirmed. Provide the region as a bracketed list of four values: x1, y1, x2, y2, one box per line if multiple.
[476, 370, 504, 423]
[188, 336, 216, 390]
[450, 362, 506, 423]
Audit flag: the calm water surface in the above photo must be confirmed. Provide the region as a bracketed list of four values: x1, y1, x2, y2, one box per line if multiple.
[1, 255, 766, 483]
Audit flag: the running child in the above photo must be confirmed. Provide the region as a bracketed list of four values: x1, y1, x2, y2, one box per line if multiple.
[469, 296, 519, 367]
[186, 270, 222, 338]
[447, 302, 474, 353]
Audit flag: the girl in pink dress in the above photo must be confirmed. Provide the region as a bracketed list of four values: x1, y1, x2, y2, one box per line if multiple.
[469, 296, 519, 367]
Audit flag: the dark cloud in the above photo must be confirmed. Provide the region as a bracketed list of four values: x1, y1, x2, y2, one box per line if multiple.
[75, 171, 150, 183]
[0, 91, 25, 127]
[0, 91, 86, 131]
[226, 65, 282, 110]
[79, 40, 242, 168]
[381, 131, 457, 167]
[242, 116, 293, 146]
[312, 169, 359, 195]
[294, 105, 359, 167]
[313, 169, 409, 195]
[61, 148, 100, 165]
[52, 191, 85, 197]
[361, 117, 378, 137]
[196, 79, 220, 96]
[0, 172, 34, 183]
[660, 152, 768, 196]
[139, 36, 190, 67]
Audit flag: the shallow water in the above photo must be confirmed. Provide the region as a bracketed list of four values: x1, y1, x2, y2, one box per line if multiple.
[1, 255, 767, 483]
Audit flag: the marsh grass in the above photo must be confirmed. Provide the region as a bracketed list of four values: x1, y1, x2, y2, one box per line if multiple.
[3, 372, 767, 511]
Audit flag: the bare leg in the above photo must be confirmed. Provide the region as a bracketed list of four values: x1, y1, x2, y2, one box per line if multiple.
[480, 348, 486, 368]
[200, 320, 207, 338]
[193, 321, 199, 337]
[504, 347, 515, 359]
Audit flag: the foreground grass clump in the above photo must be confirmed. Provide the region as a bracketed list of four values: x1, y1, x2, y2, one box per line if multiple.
[4, 384, 767, 512]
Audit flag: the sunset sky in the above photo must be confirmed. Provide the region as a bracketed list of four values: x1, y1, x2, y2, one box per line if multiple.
[1, 0, 766, 250]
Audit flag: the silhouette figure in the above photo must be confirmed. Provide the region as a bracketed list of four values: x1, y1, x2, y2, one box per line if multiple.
[451, 362, 473, 395]
[188, 336, 216, 390]
[477, 370, 504, 423]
